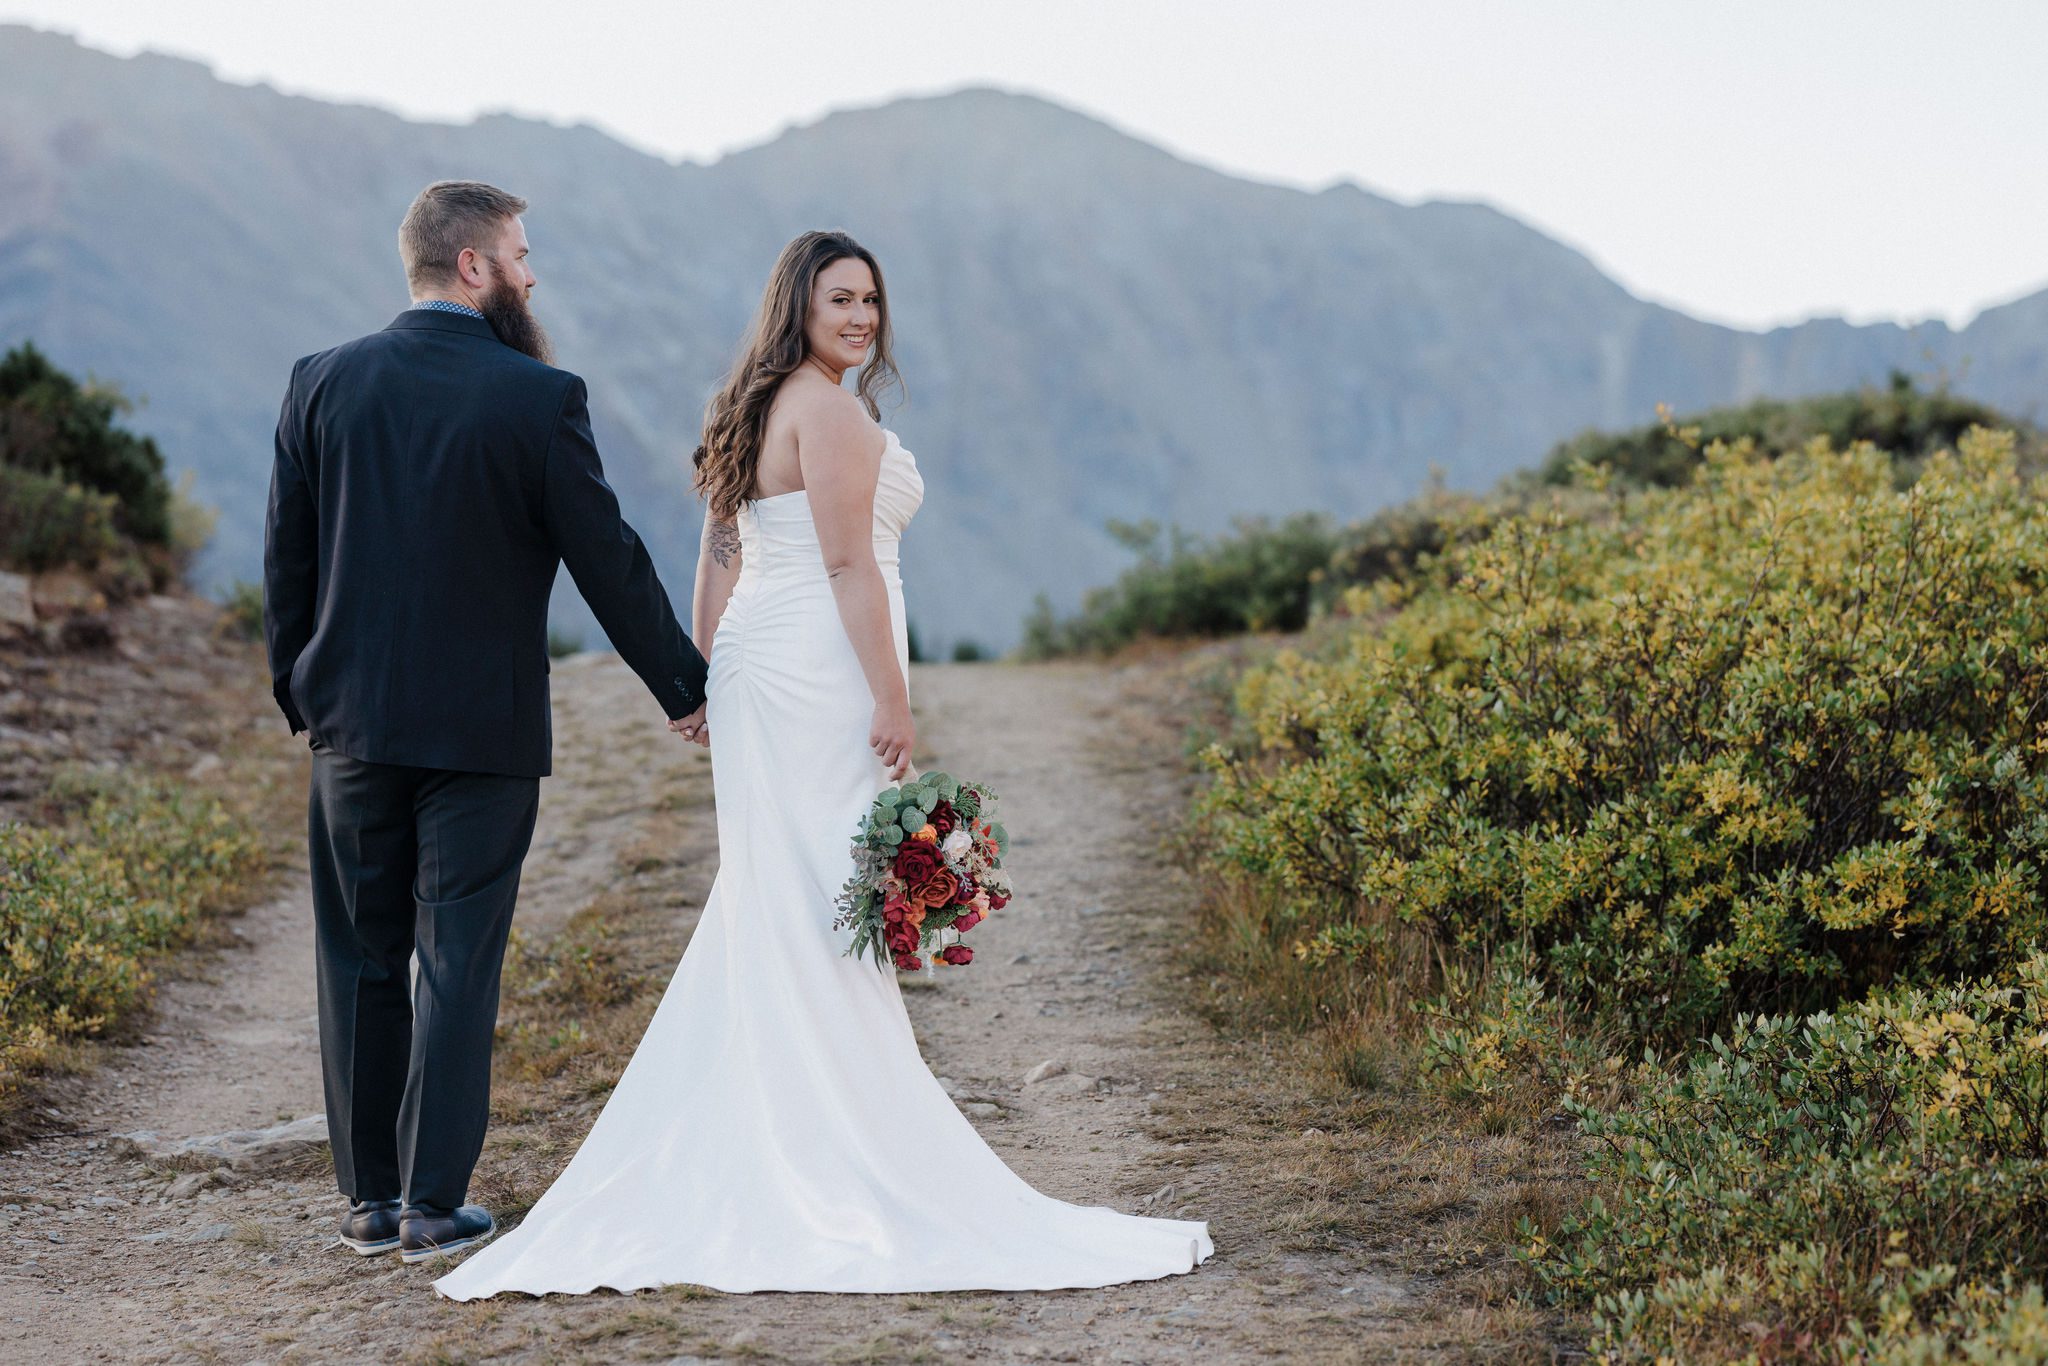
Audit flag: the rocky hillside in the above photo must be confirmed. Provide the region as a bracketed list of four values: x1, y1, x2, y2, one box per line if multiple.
[2, 24, 2041, 649]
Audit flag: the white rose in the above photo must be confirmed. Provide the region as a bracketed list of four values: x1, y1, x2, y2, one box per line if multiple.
[941, 829, 973, 861]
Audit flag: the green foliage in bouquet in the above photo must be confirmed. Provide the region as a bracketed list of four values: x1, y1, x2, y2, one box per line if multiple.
[1197, 427, 2048, 1046]
[835, 772, 1008, 971]
[1526, 955, 2048, 1363]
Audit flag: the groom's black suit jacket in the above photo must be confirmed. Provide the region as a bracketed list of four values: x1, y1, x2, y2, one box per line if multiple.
[264, 308, 708, 778]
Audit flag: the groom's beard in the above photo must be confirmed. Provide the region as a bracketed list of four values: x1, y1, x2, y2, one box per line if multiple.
[480, 263, 554, 365]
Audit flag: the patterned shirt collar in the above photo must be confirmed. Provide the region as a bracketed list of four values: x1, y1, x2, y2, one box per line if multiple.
[411, 299, 485, 319]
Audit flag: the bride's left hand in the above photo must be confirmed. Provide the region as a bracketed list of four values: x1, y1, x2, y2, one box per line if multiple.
[669, 709, 710, 747]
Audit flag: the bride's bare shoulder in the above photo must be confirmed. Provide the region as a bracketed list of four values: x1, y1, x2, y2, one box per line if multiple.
[783, 379, 884, 456]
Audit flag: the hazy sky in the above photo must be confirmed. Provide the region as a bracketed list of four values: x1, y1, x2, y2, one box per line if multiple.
[7, 1, 2044, 330]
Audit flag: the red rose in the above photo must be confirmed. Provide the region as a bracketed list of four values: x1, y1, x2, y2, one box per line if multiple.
[940, 945, 973, 966]
[953, 910, 981, 933]
[894, 841, 942, 886]
[914, 868, 960, 910]
[894, 952, 923, 971]
[987, 893, 1008, 910]
[929, 801, 956, 837]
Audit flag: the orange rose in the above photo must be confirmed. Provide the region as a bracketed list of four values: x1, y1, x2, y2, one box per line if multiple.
[914, 868, 960, 909]
[911, 824, 938, 843]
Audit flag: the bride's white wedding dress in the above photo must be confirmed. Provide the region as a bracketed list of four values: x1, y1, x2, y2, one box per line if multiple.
[435, 430, 1212, 1300]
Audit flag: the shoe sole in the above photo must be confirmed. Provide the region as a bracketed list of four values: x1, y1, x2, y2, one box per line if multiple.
[339, 1233, 401, 1256]
[399, 1223, 497, 1265]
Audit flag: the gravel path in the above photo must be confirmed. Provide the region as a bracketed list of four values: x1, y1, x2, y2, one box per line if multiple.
[0, 657, 1412, 1363]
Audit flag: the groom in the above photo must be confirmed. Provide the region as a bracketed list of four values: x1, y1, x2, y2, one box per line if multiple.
[264, 180, 709, 1264]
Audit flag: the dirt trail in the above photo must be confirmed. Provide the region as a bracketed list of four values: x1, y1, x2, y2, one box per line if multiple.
[0, 658, 1417, 1364]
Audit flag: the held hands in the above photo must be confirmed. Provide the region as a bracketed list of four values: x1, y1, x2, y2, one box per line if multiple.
[669, 705, 709, 748]
[870, 696, 915, 780]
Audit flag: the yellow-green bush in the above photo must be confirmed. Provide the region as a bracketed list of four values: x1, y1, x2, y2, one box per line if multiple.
[1417, 945, 1618, 1105]
[0, 779, 267, 1109]
[1533, 371, 2038, 492]
[0, 463, 122, 572]
[1528, 955, 2048, 1363]
[1197, 429, 2048, 1044]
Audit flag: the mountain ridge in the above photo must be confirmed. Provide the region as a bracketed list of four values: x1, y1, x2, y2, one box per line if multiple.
[3, 22, 2042, 649]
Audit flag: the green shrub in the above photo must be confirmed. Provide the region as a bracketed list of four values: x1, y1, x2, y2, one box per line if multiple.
[1535, 371, 2030, 491]
[166, 471, 218, 578]
[1197, 429, 2048, 1045]
[0, 342, 172, 544]
[1022, 514, 1340, 658]
[1311, 488, 1494, 615]
[0, 778, 267, 1108]
[1418, 946, 1616, 1106]
[0, 463, 121, 572]
[0, 827, 145, 1054]
[219, 580, 264, 641]
[1528, 955, 2048, 1363]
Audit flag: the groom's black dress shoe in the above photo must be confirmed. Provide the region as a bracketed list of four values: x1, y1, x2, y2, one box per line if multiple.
[399, 1204, 497, 1264]
[337, 1198, 403, 1256]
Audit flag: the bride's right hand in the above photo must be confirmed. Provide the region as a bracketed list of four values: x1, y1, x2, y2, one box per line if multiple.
[870, 696, 915, 780]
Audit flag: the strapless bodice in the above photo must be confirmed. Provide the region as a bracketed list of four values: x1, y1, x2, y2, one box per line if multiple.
[736, 428, 923, 578]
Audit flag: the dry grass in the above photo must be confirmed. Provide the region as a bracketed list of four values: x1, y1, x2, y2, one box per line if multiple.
[414, 774, 727, 1361]
[1108, 653, 1595, 1362]
[0, 600, 299, 1138]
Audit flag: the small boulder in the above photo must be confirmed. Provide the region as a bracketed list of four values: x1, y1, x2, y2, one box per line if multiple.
[164, 1171, 220, 1200]
[1039, 1072, 1100, 1095]
[0, 572, 32, 635]
[115, 1115, 330, 1176]
[1022, 1060, 1067, 1085]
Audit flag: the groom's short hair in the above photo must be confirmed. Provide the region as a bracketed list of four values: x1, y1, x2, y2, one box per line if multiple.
[399, 180, 529, 291]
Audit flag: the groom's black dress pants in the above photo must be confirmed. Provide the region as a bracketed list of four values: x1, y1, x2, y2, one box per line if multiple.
[308, 747, 538, 1212]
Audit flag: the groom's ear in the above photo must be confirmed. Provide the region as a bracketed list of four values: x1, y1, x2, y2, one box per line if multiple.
[454, 244, 490, 289]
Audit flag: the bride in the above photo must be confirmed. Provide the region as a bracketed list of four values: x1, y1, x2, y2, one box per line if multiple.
[433, 231, 1213, 1300]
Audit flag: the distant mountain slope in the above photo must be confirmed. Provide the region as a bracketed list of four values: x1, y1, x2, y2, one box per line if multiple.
[2, 24, 2040, 648]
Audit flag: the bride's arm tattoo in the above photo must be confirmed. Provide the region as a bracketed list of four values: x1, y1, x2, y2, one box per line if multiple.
[708, 518, 741, 569]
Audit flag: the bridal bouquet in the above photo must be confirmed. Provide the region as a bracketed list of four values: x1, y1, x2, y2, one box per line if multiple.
[833, 772, 1012, 972]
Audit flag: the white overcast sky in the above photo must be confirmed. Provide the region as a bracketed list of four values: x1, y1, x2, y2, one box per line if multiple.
[7, 0, 2044, 330]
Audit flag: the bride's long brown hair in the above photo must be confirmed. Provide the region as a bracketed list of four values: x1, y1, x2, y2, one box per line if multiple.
[693, 230, 903, 522]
